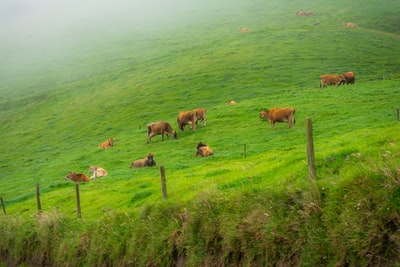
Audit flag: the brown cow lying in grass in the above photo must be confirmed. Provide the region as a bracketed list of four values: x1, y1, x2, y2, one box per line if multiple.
[99, 138, 114, 149]
[88, 166, 108, 179]
[147, 121, 177, 143]
[64, 172, 90, 182]
[131, 153, 156, 168]
[260, 108, 296, 129]
[196, 142, 214, 157]
[320, 74, 346, 88]
[296, 10, 314, 16]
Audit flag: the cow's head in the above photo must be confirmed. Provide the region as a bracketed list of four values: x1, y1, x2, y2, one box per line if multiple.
[197, 142, 207, 150]
[172, 131, 178, 139]
[64, 172, 74, 180]
[108, 138, 114, 146]
[147, 154, 156, 166]
[260, 110, 269, 119]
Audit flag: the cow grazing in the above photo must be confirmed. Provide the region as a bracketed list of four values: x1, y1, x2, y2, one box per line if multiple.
[147, 121, 177, 143]
[320, 74, 346, 88]
[64, 172, 90, 182]
[342, 71, 355, 85]
[260, 108, 296, 129]
[196, 142, 214, 157]
[131, 153, 156, 168]
[88, 166, 108, 179]
[177, 110, 198, 131]
[99, 138, 114, 149]
[193, 108, 206, 127]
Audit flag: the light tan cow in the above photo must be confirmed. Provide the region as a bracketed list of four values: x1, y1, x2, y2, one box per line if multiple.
[177, 110, 198, 131]
[88, 166, 108, 179]
[343, 22, 358, 28]
[260, 108, 296, 129]
[193, 108, 206, 127]
[238, 27, 250, 33]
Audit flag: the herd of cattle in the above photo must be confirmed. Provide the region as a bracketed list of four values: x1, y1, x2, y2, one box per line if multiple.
[64, 69, 355, 183]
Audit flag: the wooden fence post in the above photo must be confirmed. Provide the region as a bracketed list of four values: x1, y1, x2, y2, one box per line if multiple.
[396, 108, 399, 121]
[306, 118, 316, 180]
[75, 184, 82, 218]
[36, 182, 42, 215]
[0, 196, 6, 215]
[160, 166, 168, 200]
[244, 144, 247, 158]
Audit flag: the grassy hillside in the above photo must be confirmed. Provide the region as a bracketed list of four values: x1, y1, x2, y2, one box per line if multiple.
[1, 0, 400, 265]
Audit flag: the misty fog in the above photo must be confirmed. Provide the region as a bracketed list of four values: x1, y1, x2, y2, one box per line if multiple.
[0, 0, 247, 85]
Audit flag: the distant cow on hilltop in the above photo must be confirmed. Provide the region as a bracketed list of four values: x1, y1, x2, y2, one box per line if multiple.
[88, 166, 108, 179]
[320, 74, 346, 88]
[260, 108, 296, 129]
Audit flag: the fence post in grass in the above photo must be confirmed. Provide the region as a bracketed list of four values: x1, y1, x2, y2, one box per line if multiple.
[396, 108, 399, 121]
[306, 118, 316, 180]
[244, 144, 247, 158]
[36, 182, 42, 216]
[75, 184, 82, 218]
[0, 196, 6, 215]
[160, 166, 168, 200]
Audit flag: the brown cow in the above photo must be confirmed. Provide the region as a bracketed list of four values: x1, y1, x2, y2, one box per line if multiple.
[64, 172, 90, 182]
[342, 71, 355, 85]
[260, 108, 296, 129]
[195, 142, 214, 157]
[193, 108, 206, 127]
[226, 100, 237, 105]
[320, 74, 346, 88]
[177, 110, 198, 131]
[99, 138, 114, 149]
[130, 153, 156, 168]
[147, 121, 177, 143]
[88, 166, 108, 179]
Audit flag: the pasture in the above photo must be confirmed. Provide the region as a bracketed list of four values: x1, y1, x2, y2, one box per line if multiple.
[0, 0, 400, 265]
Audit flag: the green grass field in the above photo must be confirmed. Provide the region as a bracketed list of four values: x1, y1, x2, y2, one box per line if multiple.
[1, 0, 400, 265]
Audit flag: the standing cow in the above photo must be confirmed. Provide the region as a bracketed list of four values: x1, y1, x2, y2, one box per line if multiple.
[342, 71, 355, 85]
[177, 110, 198, 131]
[131, 153, 156, 168]
[260, 108, 296, 129]
[320, 74, 346, 88]
[193, 108, 207, 127]
[147, 121, 177, 143]
[64, 172, 90, 182]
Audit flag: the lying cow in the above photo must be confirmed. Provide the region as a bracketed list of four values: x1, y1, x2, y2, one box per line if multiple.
[99, 138, 114, 149]
[342, 71, 355, 85]
[260, 108, 296, 129]
[296, 10, 314, 16]
[88, 166, 108, 179]
[147, 121, 177, 143]
[320, 74, 346, 88]
[131, 153, 156, 168]
[177, 110, 198, 131]
[343, 22, 358, 28]
[196, 142, 214, 157]
[238, 27, 250, 33]
[64, 172, 90, 182]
